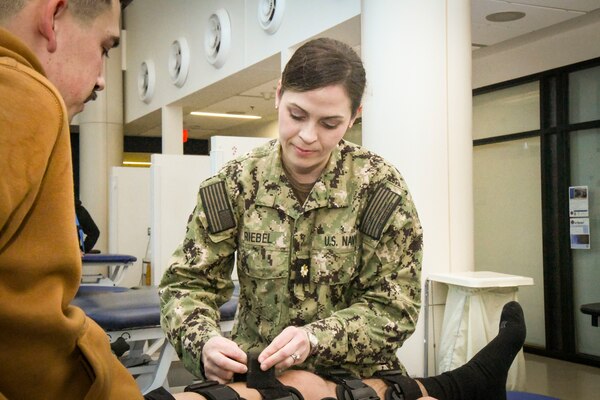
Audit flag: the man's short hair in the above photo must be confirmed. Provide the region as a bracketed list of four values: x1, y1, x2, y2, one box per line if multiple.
[69, 0, 115, 22]
[0, 0, 27, 23]
[0, 0, 115, 24]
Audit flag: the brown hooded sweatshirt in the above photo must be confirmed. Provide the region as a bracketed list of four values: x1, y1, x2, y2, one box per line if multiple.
[0, 27, 142, 400]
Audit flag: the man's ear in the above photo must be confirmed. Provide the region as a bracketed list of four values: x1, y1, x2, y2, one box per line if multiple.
[39, 0, 68, 53]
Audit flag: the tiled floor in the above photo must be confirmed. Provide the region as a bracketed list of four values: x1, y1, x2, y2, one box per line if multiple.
[522, 353, 600, 400]
[167, 353, 600, 399]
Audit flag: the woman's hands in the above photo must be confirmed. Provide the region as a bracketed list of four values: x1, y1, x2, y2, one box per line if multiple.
[202, 326, 311, 383]
[202, 336, 248, 383]
[258, 326, 311, 372]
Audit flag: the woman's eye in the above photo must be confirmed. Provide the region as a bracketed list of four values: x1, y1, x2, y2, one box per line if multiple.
[290, 113, 304, 120]
[321, 120, 342, 129]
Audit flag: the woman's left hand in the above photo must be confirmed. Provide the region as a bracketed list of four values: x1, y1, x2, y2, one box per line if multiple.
[258, 326, 310, 372]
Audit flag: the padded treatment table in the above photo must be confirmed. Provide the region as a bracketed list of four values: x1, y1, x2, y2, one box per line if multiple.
[507, 392, 559, 400]
[73, 285, 239, 393]
[81, 253, 137, 286]
[580, 302, 600, 327]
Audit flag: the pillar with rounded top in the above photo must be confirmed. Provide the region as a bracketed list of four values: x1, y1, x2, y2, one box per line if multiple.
[162, 105, 184, 155]
[78, 47, 124, 253]
[361, 0, 473, 376]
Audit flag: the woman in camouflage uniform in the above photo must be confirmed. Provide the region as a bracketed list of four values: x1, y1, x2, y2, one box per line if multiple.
[160, 37, 422, 382]
[159, 38, 525, 400]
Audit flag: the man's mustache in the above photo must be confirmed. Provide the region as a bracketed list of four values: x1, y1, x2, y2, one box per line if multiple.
[84, 91, 98, 103]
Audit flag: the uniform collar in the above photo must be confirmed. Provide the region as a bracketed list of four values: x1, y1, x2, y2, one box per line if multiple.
[256, 140, 351, 218]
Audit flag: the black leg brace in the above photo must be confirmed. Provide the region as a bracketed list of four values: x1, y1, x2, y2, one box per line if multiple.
[373, 370, 423, 400]
[317, 369, 379, 400]
[184, 380, 245, 400]
[246, 351, 304, 400]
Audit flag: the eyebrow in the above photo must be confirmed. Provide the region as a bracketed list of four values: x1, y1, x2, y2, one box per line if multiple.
[288, 102, 345, 120]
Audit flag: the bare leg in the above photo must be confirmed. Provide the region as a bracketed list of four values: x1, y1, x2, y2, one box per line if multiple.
[171, 371, 431, 400]
[171, 301, 525, 400]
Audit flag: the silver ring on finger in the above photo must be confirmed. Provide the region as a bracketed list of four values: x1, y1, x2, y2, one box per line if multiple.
[290, 353, 300, 363]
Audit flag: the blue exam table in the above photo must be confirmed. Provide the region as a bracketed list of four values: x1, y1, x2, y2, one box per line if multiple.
[74, 284, 239, 394]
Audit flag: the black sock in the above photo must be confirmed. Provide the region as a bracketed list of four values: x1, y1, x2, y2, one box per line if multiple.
[414, 301, 526, 400]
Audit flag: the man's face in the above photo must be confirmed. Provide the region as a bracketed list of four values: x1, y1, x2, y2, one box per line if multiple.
[45, 0, 121, 121]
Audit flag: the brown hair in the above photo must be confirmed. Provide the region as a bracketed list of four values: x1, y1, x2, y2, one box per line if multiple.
[280, 37, 366, 118]
[69, 0, 115, 22]
[0, 0, 115, 24]
[0, 0, 27, 23]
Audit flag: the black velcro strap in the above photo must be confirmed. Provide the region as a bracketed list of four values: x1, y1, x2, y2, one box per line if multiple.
[360, 185, 402, 240]
[374, 370, 422, 400]
[184, 380, 242, 400]
[246, 352, 303, 400]
[317, 369, 379, 400]
[200, 181, 236, 234]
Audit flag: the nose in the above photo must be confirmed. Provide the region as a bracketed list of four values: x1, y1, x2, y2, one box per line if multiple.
[298, 123, 318, 144]
[96, 62, 107, 91]
[96, 75, 106, 92]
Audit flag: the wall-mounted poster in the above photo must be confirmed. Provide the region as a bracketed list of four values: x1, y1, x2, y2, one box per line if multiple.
[570, 217, 590, 250]
[569, 186, 589, 217]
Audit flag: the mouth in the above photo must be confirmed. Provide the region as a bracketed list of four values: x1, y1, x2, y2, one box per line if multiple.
[293, 144, 314, 155]
[84, 91, 98, 103]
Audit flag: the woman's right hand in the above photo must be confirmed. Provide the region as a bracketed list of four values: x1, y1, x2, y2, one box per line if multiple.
[201, 336, 248, 383]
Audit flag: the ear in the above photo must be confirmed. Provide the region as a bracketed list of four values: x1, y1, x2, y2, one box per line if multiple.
[275, 79, 283, 109]
[348, 105, 362, 128]
[39, 0, 68, 53]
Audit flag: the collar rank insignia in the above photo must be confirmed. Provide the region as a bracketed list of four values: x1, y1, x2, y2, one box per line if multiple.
[294, 259, 310, 285]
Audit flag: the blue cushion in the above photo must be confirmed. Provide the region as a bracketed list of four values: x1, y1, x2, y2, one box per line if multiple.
[82, 253, 137, 264]
[73, 287, 160, 330]
[507, 392, 559, 400]
[73, 285, 240, 330]
[77, 285, 129, 293]
[220, 284, 239, 321]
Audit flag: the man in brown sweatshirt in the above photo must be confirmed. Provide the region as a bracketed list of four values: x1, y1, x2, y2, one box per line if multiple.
[0, 0, 150, 398]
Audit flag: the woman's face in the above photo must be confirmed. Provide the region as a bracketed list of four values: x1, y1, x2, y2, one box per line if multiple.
[276, 83, 359, 183]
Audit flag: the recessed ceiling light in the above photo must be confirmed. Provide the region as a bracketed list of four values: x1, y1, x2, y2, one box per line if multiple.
[190, 111, 262, 120]
[486, 11, 526, 22]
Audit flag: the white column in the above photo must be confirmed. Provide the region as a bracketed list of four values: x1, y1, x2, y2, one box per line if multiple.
[162, 105, 183, 155]
[361, 0, 472, 376]
[79, 46, 124, 253]
[447, 1, 474, 274]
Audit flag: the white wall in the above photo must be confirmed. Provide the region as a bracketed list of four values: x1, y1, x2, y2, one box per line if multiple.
[150, 154, 212, 286]
[473, 11, 600, 88]
[124, 0, 360, 123]
[109, 167, 151, 287]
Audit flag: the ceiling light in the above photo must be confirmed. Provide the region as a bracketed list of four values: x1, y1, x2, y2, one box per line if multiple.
[123, 161, 152, 167]
[486, 11, 526, 22]
[190, 111, 262, 120]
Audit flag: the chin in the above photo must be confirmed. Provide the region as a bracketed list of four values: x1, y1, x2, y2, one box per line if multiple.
[68, 105, 84, 121]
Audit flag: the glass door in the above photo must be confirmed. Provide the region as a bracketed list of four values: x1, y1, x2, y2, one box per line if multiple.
[569, 65, 600, 358]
